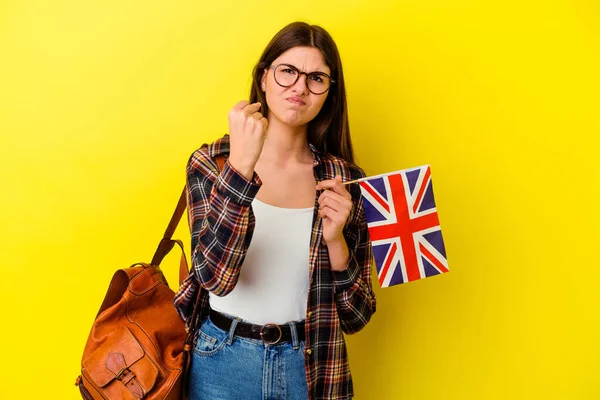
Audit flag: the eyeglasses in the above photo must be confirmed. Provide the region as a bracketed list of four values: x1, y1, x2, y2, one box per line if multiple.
[268, 64, 335, 95]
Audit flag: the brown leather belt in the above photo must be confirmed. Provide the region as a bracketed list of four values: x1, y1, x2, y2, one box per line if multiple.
[209, 308, 305, 345]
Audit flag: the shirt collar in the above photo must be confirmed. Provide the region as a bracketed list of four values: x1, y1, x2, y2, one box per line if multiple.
[308, 142, 322, 167]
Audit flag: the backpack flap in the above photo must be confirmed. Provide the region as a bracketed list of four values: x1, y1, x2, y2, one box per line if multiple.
[82, 326, 159, 399]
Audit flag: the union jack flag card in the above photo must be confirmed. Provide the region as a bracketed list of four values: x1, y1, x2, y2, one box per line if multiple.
[357, 165, 449, 287]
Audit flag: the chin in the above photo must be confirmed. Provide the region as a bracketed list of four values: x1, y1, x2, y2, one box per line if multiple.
[272, 110, 309, 128]
[284, 117, 309, 128]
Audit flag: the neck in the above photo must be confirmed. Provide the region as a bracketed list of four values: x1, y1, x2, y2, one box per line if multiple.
[259, 117, 313, 166]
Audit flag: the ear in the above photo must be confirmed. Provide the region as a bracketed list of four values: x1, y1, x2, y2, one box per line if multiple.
[261, 69, 268, 91]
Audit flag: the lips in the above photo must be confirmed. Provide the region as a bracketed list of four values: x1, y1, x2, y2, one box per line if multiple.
[286, 96, 306, 106]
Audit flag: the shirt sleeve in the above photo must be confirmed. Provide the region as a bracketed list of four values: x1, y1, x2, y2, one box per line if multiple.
[186, 149, 262, 296]
[331, 168, 377, 334]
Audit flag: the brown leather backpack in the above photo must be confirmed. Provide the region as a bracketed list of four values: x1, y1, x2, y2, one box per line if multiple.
[75, 155, 225, 399]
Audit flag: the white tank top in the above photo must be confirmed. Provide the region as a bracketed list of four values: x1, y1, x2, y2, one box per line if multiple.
[208, 197, 314, 325]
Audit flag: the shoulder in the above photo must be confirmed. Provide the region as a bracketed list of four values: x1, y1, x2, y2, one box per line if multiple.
[187, 134, 230, 174]
[319, 152, 367, 181]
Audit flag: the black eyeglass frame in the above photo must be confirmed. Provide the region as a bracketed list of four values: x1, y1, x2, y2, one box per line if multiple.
[267, 63, 336, 95]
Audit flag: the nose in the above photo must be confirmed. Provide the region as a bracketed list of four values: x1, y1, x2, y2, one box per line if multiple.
[290, 73, 309, 95]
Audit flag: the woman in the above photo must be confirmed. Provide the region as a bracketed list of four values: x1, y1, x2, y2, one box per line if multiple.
[174, 21, 376, 400]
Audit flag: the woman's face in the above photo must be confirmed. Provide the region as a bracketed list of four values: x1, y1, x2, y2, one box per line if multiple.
[261, 46, 331, 128]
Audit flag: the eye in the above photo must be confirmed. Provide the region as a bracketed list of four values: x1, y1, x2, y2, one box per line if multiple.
[282, 68, 296, 74]
[309, 74, 324, 83]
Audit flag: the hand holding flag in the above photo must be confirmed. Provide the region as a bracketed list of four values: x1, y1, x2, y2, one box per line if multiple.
[316, 176, 352, 243]
[316, 176, 354, 272]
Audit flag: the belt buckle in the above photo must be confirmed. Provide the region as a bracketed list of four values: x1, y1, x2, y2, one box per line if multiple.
[259, 323, 283, 345]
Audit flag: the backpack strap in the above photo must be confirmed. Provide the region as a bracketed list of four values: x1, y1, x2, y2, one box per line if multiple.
[145, 152, 227, 400]
[150, 154, 227, 285]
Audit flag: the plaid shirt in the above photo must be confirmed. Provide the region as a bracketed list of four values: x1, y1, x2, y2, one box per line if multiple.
[174, 134, 376, 399]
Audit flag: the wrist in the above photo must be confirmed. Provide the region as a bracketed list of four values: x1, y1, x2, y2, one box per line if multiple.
[326, 237, 350, 271]
[228, 156, 256, 181]
[325, 235, 346, 248]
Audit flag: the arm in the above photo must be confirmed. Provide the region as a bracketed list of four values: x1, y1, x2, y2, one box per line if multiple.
[330, 179, 377, 335]
[186, 149, 261, 296]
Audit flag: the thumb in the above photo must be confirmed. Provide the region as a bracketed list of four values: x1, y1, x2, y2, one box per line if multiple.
[233, 100, 250, 110]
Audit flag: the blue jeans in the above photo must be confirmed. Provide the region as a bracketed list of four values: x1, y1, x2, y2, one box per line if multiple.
[188, 314, 309, 400]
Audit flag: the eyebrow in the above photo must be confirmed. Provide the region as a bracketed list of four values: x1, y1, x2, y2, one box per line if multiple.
[280, 63, 330, 75]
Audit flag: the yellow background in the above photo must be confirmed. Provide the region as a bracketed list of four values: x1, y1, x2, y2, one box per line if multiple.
[1, 0, 598, 398]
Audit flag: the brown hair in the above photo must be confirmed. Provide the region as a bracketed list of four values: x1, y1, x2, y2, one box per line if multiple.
[249, 22, 355, 164]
